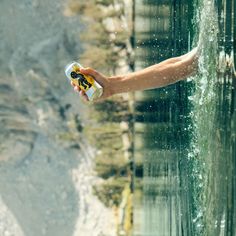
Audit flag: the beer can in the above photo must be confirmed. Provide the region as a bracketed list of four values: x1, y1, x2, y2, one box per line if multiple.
[65, 61, 103, 101]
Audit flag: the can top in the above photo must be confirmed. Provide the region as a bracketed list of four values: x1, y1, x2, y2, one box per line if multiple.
[65, 61, 83, 81]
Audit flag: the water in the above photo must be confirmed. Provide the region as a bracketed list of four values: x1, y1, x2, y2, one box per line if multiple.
[133, 0, 235, 236]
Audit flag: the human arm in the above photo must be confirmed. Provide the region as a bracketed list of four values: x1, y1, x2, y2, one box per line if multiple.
[72, 47, 199, 101]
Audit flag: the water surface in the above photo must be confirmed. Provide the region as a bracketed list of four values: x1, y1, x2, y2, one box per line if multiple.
[133, 0, 235, 235]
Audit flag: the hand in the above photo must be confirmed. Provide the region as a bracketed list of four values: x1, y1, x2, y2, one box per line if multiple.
[71, 67, 113, 102]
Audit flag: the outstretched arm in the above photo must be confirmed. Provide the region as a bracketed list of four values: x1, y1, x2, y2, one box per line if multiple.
[72, 47, 199, 101]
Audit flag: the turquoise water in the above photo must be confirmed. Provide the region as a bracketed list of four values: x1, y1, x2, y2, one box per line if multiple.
[133, 0, 235, 235]
[0, 0, 234, 235]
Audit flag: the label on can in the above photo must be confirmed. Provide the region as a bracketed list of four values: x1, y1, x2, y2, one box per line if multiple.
[65, 62, 103, 101]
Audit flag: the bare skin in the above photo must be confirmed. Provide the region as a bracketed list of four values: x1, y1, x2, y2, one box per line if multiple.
[71, 47, 199, 102]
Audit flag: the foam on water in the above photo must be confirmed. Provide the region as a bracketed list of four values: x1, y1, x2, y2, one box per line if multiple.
[187, 0, 219, 234]
[189, 0, 235, 235]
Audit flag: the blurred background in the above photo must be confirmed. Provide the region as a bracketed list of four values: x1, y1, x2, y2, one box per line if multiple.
[0, 0, 235, 236]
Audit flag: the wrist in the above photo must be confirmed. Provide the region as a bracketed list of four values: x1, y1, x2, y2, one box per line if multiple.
[107, 75, 125, 96]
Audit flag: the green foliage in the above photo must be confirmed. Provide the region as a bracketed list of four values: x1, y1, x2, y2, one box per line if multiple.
[95, 151, 129, 179]
[93, 177, 129, 207]
[95, 0, 115, 6]
[91, 98, 132, 122]
[65, 0, 130, 74]
[94, 99, 128, 112]
[65, 0, 133, 217]
[65, 0, 87, 15]
[83, 97, 133, 207]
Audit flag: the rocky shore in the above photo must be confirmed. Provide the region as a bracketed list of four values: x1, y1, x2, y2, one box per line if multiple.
[65, 0, 137, 235]
[0, 0, 128, 235]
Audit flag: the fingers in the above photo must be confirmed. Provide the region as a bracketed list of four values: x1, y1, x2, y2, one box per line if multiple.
[71, 81, 80, 89]
[80, 90, 89, 102]
[71, 81, 81, 92]
[73, 85, 79, 92]
[80, 67, 99, 78]
[70, 81, 89, 101]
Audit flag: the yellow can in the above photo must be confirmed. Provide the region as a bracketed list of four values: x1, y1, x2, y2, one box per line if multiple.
[65, 61, 103, 101]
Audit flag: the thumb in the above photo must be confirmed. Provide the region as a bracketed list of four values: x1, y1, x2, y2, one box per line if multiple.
[80, 67, 99, 78]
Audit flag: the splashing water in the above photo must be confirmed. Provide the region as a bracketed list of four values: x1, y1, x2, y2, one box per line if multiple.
[133, 0, 235, 235]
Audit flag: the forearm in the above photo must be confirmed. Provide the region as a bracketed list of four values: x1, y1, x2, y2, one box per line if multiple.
[109, 48, 198, 95]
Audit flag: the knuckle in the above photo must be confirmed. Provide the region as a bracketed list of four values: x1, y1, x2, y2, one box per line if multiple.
[87, 67, 98, 75]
